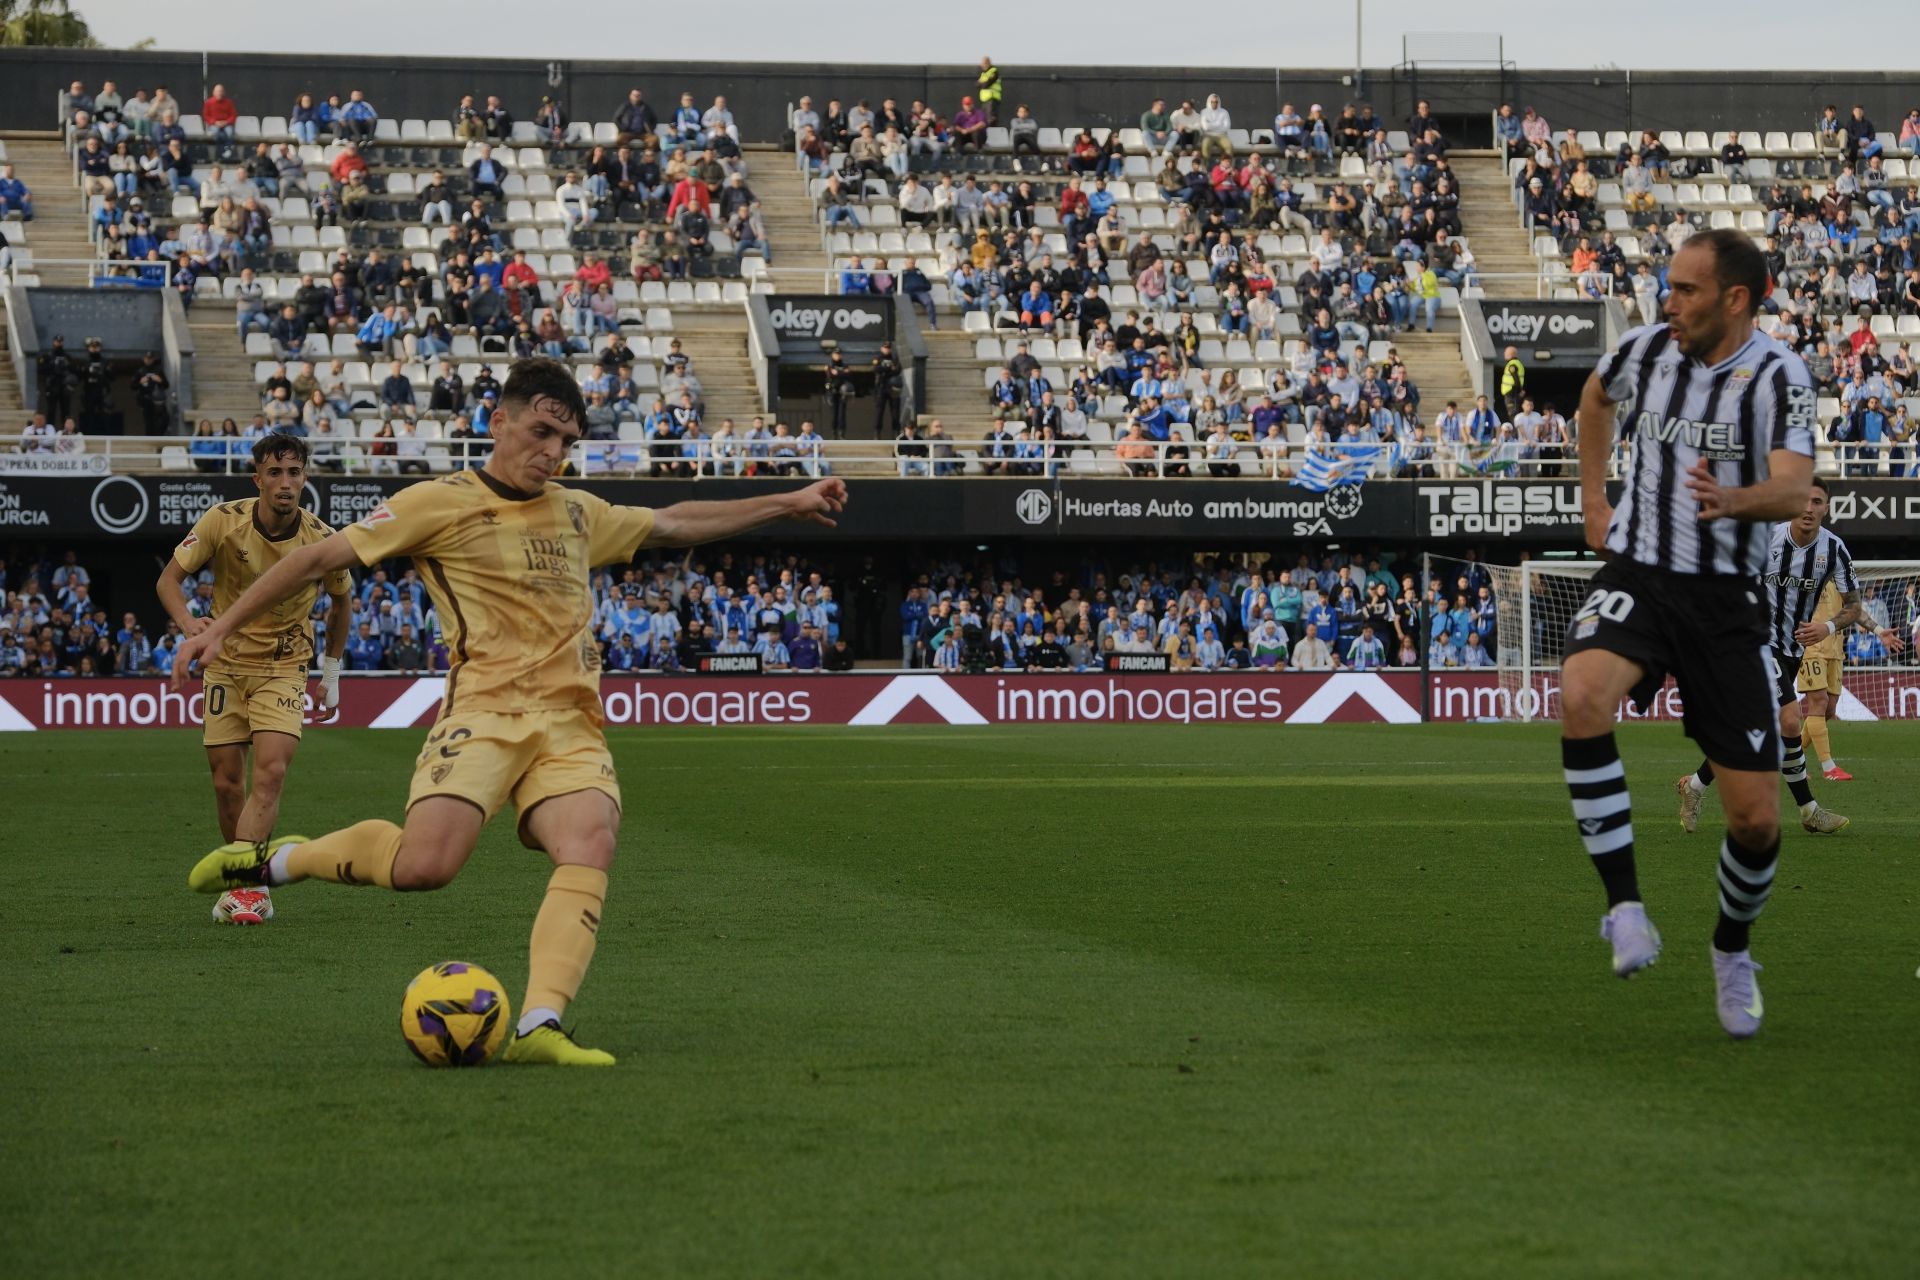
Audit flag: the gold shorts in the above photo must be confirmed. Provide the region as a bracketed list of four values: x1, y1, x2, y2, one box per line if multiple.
[203, 670, 306, 747]
[1796, 653, 1843, 697]
[407, 707, 620, 831]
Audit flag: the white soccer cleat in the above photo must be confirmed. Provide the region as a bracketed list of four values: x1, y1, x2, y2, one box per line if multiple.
[1599, 901, 1662, 978]
[1675, 774, 1705, 834]
[212, 887, 275, 925]
[1800, 804, 1850, 835]
[1712, 948, 1764, 1039]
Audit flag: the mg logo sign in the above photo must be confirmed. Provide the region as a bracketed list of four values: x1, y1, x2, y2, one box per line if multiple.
[1015, 488, 1053, 526]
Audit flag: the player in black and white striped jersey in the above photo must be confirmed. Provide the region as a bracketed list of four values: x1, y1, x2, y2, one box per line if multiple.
[1677, 477, 1886, 836]
[1559, 229, 1815, 1040]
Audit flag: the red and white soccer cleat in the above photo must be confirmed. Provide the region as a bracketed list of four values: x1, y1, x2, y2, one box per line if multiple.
[212, 887, 275, 925]
[1823, 764, 1854, 782]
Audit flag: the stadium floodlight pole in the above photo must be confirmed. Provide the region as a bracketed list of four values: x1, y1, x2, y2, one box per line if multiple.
[1354, 0, 1363, 93]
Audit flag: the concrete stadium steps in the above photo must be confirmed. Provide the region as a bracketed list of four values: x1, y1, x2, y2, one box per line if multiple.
[919, 329, 997, 433]
[743, 145, 828, 280]
[1384, 329, 1477, 418]
[2, 134, 97, 287]
[1451, 154, 1537, 297]
[0, 303, 18, 413]
[181, 306, 265, 427]
[665, 315, 761, 428]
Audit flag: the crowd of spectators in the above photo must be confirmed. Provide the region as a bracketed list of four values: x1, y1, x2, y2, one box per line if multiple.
[60, 78, 763, 374]
[9, 542, 1920, 679]
[0, 545, 864, 677]
[1504, 100, 1920, 476]
[896, 547, 1512, 671]
[886, 335, 1568, 480]
[806, 89, 1473, 342]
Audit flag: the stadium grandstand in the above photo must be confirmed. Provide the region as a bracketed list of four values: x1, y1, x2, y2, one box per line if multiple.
[3, 61, 1915, 480]
[3, 54, 1917, 684]
[7, 32, 1920, 1280]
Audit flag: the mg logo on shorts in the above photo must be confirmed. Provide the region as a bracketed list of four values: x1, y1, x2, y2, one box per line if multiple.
[1015, 489, 1053, 526]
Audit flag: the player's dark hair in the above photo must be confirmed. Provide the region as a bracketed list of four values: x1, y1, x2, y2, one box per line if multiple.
[1688, 228, 1769, 317]
[252, 431, 311, 468]
[500, 356, 587, 430]
[1809, 475, 1829, 496]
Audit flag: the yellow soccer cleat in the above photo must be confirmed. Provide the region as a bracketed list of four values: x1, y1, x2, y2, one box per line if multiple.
[502, 1020, 616, 1067]
[187, 835, 308, 894]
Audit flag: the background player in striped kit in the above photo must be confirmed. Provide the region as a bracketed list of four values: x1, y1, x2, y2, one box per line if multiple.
[1674, 476, 1901, 834]
[1559, 230, 1815, 1039]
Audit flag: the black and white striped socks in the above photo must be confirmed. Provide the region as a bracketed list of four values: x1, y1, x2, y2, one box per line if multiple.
[1779, 733, 1815, 808]
[1563, 733, 1641, 907]
[1713, 831, 1780, 953]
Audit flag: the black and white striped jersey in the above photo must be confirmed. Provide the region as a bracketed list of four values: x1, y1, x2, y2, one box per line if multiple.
[1761, 522, 1856, 658]
[1597, 323, 1816, 577]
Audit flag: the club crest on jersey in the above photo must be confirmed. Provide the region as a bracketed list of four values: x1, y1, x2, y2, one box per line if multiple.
[358, 504, 395, 529]
[566, 500, 586, 536]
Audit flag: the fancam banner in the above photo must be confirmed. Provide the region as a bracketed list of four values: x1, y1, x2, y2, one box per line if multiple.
[0, 672, 1427, 730]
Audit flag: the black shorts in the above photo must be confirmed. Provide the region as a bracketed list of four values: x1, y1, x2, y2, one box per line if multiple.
[1562, 560, 1782, 770]
[1770, 648, 1800, 709]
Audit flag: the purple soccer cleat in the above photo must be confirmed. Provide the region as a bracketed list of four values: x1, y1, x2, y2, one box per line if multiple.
[1599, 902, 1662, 978]
[1712, 948, 1764, 1039]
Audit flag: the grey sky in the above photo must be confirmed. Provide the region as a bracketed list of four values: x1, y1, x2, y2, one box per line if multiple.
[71, 0, 1920, 71]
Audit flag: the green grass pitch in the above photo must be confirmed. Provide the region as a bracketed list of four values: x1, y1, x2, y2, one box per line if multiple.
[3, 722, 1916, 1278]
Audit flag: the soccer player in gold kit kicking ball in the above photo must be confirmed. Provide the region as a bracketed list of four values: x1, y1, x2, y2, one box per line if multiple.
[174, 358, 848, 1064]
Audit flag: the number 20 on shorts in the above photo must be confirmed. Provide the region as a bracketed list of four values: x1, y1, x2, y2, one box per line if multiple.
[1575, 589, 1636, 624]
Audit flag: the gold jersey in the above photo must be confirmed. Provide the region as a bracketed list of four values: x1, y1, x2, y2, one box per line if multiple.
[174, 498, 353, 677]
[341, 470, 655, 719]
[1804, 582, 1846, 662]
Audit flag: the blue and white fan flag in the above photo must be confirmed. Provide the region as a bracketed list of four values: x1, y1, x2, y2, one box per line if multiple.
[1292, 442, 1400, 490]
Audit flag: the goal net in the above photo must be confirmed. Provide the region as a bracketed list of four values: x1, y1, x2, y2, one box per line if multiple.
[1471, 559, 1920, 722]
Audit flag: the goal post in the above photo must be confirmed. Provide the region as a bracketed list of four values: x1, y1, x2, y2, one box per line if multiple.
[1468, 559, 1920, 722]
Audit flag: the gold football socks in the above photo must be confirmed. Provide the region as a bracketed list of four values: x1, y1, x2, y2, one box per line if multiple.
[279, 820, 405, 888]
[519, 864, 608, 1031]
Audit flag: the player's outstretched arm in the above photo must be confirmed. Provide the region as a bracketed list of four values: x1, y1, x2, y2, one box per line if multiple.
[171, 532, 365, 689]
[645, 478, 848, 547]
[1683, 449, 1811, 523]
[1577, 372, 1616, 553]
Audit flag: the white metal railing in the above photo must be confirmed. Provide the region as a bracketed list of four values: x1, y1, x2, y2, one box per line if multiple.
[5, 256, 174, 288]
[3, 431, 1910, 480]
[0, 430, 1704, 481]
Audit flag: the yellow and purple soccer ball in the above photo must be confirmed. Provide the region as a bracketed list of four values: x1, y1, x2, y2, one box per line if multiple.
[400, 962, 510, 1067]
